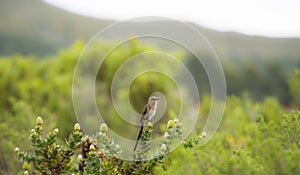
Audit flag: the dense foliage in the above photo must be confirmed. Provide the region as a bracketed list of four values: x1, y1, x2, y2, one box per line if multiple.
[154, 98, 300, 175]
[15, 116, 188, 174]
[0, 41, 299, 174]
[14, 105, 300, 175]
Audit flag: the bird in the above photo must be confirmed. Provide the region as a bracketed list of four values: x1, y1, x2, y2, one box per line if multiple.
[133, 95, 159, 151]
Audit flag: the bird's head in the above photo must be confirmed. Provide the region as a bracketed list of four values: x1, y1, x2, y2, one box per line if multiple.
[148, 95, 159, 103]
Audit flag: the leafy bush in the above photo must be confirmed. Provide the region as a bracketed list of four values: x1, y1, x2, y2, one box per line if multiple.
[15, 110, 300, 175]
[153, 108, 300, 175]
[15, 116, 194, 175]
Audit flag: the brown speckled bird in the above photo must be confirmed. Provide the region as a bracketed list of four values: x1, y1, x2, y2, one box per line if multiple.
[133, 95, 159, 151]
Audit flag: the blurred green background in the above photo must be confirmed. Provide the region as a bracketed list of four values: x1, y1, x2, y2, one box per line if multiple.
[0, 0, 300, 174]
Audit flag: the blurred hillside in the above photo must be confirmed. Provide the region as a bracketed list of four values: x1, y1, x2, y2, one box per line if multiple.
[1, 0, 300, 62]
[0, 0, 111, 56]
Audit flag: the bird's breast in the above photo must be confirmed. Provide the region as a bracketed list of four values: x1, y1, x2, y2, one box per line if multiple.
[148, 109, 156, 119]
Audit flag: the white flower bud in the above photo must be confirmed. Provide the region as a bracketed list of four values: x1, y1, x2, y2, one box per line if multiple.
[147, 122, 153, 128]
[54, 128, 59, 134]
[15, 147, 20, 152]
[77, 154, 83, 161]
[98, 132, 104, 136]
[89, 144, 96, 151]
[164, 132, 170, 139]
[116, 144, 120, 151]
[167, 120, 175, 129]
[160, 144, 167, 152]
[74, 123, 80, 131]
[201, 131, 207, 138]
[36, 116, 43, 125]
[100, 123, 108, 133]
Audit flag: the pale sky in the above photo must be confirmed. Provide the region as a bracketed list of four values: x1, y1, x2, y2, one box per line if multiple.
[44, 0, 300, 38]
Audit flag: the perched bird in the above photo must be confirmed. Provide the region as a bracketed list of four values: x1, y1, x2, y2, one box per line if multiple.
[133, 95, 159, 151]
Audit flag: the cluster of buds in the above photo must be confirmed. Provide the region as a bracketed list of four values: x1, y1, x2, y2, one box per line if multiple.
[166, 118, 180, 129]
[73, 122, 84, 140]
[184, 131, 208, 148]
[88, 144, 97, 157]
[161, 119, 176, 153]
[15, 145, 31, 174]
[160, 118, 184, 154]
[35, 116, 43, 130]
[14, 147, 23, 160]
[98, 123, 109, 140]
[98, 123, 122, 156]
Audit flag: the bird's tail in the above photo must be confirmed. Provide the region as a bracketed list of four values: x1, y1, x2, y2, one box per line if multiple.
[133, 125, 144, 151]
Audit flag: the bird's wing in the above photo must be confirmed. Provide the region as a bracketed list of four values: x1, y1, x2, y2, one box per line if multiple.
[142, 104, 150, 115]
[140, 104, 150, 123]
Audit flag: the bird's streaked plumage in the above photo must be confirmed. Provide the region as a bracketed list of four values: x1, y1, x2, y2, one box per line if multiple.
[133, 95, 159, 151]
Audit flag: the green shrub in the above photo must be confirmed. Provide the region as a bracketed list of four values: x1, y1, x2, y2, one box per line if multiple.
[16, 116, 199, 175]
[154, 109, 300, 175]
